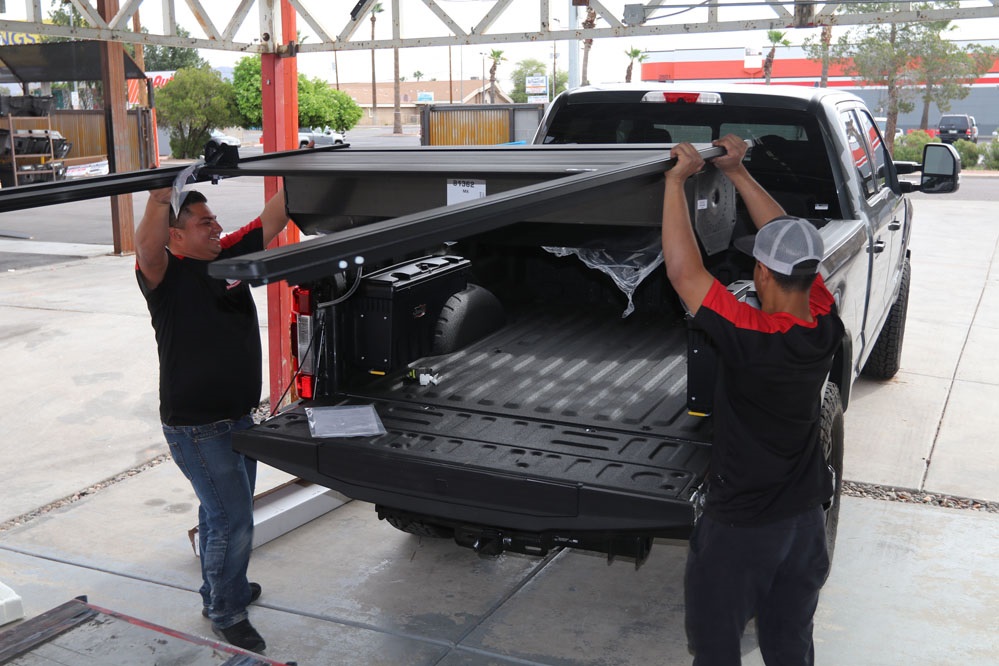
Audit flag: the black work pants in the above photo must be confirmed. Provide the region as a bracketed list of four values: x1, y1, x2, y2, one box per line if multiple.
[684, 506, 830, 666]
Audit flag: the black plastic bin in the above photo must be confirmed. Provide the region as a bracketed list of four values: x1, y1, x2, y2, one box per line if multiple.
[0, 95, 55, 117]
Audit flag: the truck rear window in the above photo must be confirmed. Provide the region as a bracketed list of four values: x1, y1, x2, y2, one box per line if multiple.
[540, 102, 813, 146]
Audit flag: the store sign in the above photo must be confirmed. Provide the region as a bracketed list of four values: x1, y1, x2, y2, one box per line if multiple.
[525, 75, 548, 95]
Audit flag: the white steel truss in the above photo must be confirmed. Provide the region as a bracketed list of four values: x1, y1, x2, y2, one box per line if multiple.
[1, 1, 997, 54]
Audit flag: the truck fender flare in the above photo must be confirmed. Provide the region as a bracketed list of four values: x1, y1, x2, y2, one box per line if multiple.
[830, 333, 853, 412]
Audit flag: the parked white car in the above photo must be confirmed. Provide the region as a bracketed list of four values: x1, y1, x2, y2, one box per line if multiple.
[210, 129, 241, 147]
[874, 117, 904, 139]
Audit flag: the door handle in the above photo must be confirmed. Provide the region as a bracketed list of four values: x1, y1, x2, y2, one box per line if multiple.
[888, 220, 901, 231]
[868, 240, 886, 254]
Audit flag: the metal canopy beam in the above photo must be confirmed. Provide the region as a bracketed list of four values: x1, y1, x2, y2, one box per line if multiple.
[0, 1, 997, 54]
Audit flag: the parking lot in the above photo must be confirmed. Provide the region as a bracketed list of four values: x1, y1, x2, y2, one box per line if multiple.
[0, 147, 997, 663]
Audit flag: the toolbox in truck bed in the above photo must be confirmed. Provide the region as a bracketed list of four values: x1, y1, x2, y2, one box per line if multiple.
[350, 255, 470, 373]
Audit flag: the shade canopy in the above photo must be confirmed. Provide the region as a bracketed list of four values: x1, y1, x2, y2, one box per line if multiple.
[0, 40, 146, 84]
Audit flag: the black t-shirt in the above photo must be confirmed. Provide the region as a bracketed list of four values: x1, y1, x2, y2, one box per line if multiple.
[137, 220, 264, 426]
[693, 275, 844, 525]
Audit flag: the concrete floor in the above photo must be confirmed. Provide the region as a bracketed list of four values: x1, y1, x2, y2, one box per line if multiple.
[1, 181, 998, 664]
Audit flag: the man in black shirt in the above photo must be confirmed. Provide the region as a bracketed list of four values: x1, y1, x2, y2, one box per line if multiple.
[662, 136, 844, 665]
[135, 186, 290, 653]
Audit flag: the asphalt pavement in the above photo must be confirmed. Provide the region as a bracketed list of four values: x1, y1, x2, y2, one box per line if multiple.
[0, 138, 997, 664]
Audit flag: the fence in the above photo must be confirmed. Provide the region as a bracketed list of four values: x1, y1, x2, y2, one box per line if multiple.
[420, 104, 545, 146]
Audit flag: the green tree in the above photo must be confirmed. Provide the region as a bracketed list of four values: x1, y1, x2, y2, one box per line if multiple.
[763, 30, 791, 84]
[43, 1, 87, 41]
[326, 89, 364, 134]
[413, 71, 424, 82]
[909, 32, 997, 128]
[624, 47, 647, 83]
[232, 56, 264, 127]
[825, 3, 928, 153]
[232, 55, 363, 133]
[509, 58, 566, 102]
[299, 77, 364, 133]
[156, 67, 238, 158]
[488, 49, 506, 104]
[141, 26, 208, 71]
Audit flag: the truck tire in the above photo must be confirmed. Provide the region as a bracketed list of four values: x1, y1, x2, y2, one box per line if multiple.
[380, 510, 454, 539]
[432, 284, 506, 355]
[862, 257, 910, 379]
[820, 382, 844, 563]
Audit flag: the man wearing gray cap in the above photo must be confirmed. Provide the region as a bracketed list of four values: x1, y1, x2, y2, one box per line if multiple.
[662, 135, 845, 666]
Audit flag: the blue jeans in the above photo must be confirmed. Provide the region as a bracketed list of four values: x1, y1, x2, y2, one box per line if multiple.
[163, 415, 257, 629]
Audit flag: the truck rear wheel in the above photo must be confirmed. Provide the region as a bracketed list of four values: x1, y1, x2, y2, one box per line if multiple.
[820, 382, 844, 563]
[862, 257, 910, 379]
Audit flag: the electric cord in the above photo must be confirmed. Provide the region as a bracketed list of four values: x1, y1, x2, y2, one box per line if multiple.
[268, 268, 362, 418]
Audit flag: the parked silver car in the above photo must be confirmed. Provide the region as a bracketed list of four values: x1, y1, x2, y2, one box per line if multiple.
[298, 127, 345, 148]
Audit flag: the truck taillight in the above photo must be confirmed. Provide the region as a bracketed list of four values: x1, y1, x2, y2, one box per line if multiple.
[641, 91, 722, 105]
[291, 287, 315, 399]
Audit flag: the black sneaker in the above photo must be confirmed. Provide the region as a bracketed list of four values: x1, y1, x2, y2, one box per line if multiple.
[202, 582, 262, 618]
[212, 618, 266, 653]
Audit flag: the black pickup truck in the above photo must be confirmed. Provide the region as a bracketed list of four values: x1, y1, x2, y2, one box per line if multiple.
[201, 84, 959, 565]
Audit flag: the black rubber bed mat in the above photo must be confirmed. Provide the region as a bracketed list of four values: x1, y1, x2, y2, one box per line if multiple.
[236, 308, 711, 532]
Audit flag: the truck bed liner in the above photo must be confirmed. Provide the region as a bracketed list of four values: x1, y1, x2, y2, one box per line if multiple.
[236, 308, 711, 533]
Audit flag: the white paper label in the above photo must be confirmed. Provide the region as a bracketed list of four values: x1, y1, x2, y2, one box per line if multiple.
[447, 178, 486, 205]
[696, 198, 708, 210]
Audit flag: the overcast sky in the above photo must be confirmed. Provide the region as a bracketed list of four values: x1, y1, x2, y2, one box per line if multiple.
[21, 1, 999, 88]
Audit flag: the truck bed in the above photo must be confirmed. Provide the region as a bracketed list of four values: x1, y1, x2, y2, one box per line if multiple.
[236, 307, 712, 535]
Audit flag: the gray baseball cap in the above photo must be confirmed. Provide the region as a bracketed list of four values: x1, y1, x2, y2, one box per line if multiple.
[733, 215, 823, 277]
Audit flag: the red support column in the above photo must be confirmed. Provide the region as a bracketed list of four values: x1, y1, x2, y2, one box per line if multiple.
[262, 2, 299, 411]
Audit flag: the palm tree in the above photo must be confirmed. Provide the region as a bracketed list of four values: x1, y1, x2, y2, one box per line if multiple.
[369, 2, 383, 125]
[763, 30, 791, 84]
[624, 47, 647, 83]
[413, 70, 424, 82]
[488, 49, 506, 104]
[580, 7, 596, 86]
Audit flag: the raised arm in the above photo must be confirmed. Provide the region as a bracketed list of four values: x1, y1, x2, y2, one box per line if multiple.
[661, 143, 716, 316]
[134, 187, 173, 290]
[711, 134, 785, 230]
[259, 187, 291, 248]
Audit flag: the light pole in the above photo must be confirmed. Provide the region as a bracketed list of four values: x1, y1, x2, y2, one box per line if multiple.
[479, 52, 488, 104]
[551, 17, 560, 101]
